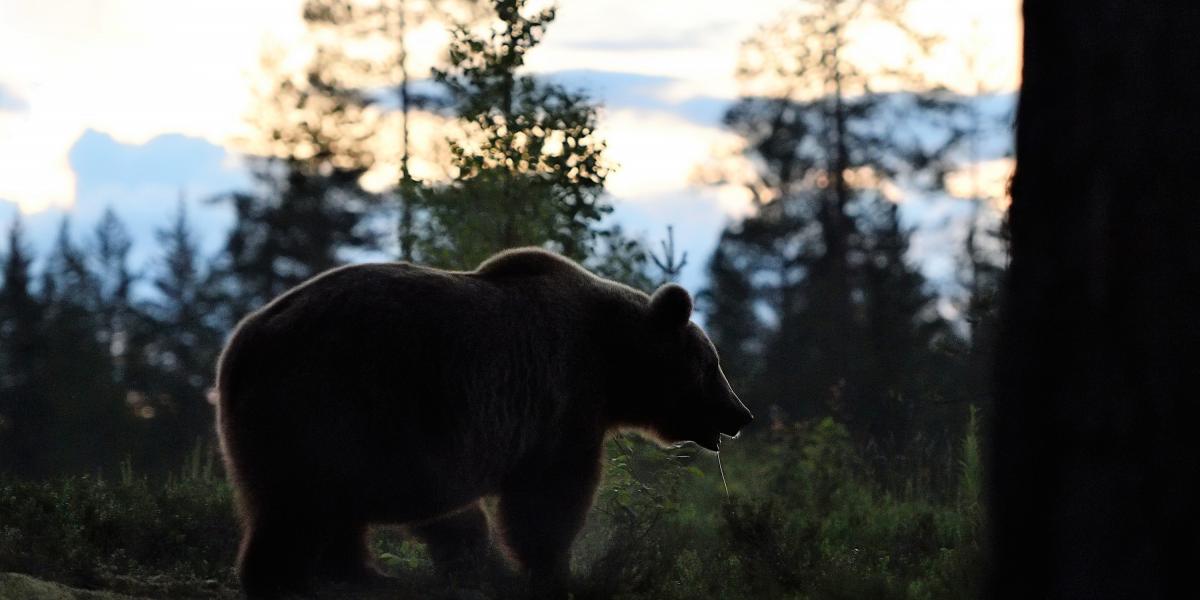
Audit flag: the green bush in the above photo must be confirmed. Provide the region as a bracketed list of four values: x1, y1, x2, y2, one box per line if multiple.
[574, 411, 987, 599]
[0, 411, 986, 599]
[0, 454, 239, 598]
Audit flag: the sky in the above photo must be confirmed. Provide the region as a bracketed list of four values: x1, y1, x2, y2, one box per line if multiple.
[0, 0, 1020, 293]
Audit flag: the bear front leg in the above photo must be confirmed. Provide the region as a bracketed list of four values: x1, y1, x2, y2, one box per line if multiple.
[238, 513, 322, 598]
[498, 459, 601, 599]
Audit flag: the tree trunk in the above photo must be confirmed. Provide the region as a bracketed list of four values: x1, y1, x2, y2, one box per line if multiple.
[993, 2, 1200, 598]
[397, 0, 415, 261]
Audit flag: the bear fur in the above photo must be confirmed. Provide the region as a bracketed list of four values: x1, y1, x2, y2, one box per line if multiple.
[215, 248, 752, 598]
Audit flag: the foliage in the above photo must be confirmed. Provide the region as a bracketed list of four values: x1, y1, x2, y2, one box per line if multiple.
[0, 412, 985, 599]
[0, 218, 141, 477]
[0, 217, 47, 478]
[300, 0, 487, 258]
[213, 50, 382, 322]
[134, 201, 227, 474]
[0, 207, 234, 478]
[410, 0, 616, 269]
[0, 3, 1000, 599]
[0, 454, 239, 599]
[701, 0, 975, 453]
[574, 410, 986, 600]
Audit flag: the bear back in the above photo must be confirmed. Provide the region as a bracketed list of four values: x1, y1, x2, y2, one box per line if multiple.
[473, 247, 590, 280]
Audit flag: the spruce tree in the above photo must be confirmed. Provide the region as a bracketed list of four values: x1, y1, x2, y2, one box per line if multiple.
[702, 0, 969, 447]
[0, 218, 48, 477]
[411, 0, 614, 269]
[91, 208, 138, 386]
[217, 56, 381, 320]
[40, 219, 132, 474]
[301, 0, 485, 258]
[139, 201, 224, 469]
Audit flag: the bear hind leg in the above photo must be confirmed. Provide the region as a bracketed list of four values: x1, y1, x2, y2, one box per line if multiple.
[497, 486, 593, 599]
[315, 521, 383, 583]
[411, 502, 499, 587]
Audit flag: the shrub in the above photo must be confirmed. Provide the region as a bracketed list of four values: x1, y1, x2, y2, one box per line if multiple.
[0, 410, 987, 599]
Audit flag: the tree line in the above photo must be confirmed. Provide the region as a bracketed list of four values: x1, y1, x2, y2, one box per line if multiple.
[0, 0, 1006, 484]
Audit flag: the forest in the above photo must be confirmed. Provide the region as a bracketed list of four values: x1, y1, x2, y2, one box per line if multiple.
[2, 0, 1190, 598]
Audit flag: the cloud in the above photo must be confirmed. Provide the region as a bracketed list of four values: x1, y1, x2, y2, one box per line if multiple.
[4, 130, 244, 272]
[0, 0, 306, 213]
[69, 129, 238, 188]
[372, 70, 731, 128]
[561, 38, 703, 52]
[527, 0, 796, 101]
[597, 106, 740, 200]
[546, 70, 730, 127]
[0, 83, 28, 112]
[561, 20, 735, 53]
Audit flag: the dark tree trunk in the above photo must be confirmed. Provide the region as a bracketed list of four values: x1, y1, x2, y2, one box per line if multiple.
[993, 2, 1200, 598]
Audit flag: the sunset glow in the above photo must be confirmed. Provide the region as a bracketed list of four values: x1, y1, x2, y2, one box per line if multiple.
[0, 0, 1018, 218]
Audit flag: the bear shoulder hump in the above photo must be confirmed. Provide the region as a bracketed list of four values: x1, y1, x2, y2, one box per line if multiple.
[473, 247, 585, 280]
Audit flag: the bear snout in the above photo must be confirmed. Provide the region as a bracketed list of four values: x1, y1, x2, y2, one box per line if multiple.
[716, 399, 754, 437]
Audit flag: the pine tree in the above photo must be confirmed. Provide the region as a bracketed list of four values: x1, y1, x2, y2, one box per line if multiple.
[698, 241, 762, 390]
[39, 219, 132, 474]
[702, 0, 969, 446]
[0, 217, 48, 476]
[301, 0, 485, 258]
[217, 56, 382, 320]
[91, 208, 138, 386]
[855, 201, 948, 445]
[411, 0, 614, 269]
[139, 201, 224, 470]
[952, 205, 1006, 417]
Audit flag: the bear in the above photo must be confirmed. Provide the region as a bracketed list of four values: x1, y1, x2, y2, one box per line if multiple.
[214, 247, 753, 598]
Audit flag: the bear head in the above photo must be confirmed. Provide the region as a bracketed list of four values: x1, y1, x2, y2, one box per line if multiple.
[618, 283, 754, 452]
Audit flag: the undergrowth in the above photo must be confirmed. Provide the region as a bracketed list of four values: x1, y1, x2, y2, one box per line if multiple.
[0, 411, 985, 599]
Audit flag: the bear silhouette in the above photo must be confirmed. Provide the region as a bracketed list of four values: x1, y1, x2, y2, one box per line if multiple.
[215, 248, 753, 598]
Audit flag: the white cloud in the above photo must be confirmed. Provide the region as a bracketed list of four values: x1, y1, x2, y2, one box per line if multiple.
[532, 0, 1020, 99]
[0, 0, 306, 213]
[600, 108, 739, 200]
[0, 0, 1020, 219]
[0, 110, 77, 212]
[529, 0, 795, 100]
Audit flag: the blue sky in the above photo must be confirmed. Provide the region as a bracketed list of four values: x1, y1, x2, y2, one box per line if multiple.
[0, 0, 1019, 294]
[0, 83, 28, 112]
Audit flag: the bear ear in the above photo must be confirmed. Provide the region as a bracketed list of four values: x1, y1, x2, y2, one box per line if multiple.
[649, 284, 693, 329]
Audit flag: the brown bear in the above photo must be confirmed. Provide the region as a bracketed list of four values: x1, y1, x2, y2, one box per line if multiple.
[215, 247, 753, 598]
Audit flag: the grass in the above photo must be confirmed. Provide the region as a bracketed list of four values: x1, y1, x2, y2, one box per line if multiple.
[0, 412, 985, 599]
[574, 413, 986, 600]
[0, 444, 239, 598]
